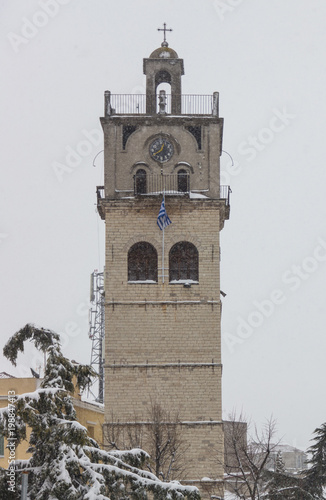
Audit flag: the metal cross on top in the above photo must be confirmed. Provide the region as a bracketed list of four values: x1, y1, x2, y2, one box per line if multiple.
[157, 23, 173, 46]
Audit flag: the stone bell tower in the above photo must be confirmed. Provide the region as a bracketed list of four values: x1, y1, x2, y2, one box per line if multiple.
[97, 29, 230, 496]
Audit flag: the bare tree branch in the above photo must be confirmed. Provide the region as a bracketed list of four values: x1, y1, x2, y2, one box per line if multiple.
[104, 402, 190, 482]
[221, 412, 279, 500]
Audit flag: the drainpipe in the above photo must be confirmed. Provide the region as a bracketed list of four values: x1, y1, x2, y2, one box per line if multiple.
[21, 472, 28, 500]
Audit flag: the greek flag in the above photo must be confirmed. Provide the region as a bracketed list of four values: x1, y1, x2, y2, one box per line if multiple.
[157, 197, 172, 230]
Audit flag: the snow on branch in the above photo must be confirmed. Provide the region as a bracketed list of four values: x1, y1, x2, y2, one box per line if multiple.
[3, 323, 60, 366]
[0, 325, 199, 500]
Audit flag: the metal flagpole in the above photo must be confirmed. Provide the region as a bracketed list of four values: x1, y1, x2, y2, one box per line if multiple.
[157, 171, 171, 284]
[162, 169, 165, 284]
[162, 218, 165, 284]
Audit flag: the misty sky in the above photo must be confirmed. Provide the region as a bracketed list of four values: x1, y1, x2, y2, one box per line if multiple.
[1, 0, 326, 452]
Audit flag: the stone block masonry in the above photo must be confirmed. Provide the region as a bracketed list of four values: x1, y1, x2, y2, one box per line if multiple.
[103, 197, 225, 480]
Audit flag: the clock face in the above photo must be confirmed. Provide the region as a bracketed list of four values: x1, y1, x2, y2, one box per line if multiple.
[149, 137, 174, 163]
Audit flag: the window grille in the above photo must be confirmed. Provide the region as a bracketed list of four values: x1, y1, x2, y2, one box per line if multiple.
[128, 242, 158, 282]
[169, 242, 199, 282]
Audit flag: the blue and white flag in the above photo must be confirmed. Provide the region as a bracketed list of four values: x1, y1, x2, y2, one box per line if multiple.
[157, 197, 172, 230]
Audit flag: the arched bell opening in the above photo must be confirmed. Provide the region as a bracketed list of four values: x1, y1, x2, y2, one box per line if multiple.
[156, 82, 171, 114]
[144, 51, 184, 114]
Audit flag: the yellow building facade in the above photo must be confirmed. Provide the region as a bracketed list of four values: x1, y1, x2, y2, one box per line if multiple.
[0, 374, 104, 469]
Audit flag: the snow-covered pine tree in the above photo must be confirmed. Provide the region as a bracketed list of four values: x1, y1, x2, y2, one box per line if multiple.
[266, 451, 284, 500]
[266, 451, 288, 500]
[0, 324, 199, 500]
[275, 451, 285, 474]
[304, 422, 326, 499]
[266, 450, 312, 500]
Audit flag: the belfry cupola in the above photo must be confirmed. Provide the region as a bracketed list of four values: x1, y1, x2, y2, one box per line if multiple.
[143, 29, 184, 114]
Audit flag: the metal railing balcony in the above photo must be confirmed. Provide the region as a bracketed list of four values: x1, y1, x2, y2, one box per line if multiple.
[134, 173, 190, 196]
[104, 92, 219, 116]
[220, 185, 232, 206]
[96, 183, 231, 206]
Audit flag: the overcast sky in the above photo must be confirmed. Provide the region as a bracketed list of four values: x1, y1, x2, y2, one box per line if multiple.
[1, 0, 326, 452]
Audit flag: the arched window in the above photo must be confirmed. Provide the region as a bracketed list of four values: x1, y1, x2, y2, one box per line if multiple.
[177, 169, 189, 193]
[169, 242, 199, 282]
[134, 169, 147, 195]
[128, 242, 158, 282]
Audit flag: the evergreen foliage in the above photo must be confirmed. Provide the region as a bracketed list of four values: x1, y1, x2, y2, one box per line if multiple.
[266, 449, 316, 500]
[275, 451, 285, 474]
[0, 324, 199, 500]
[304, 423, 326, 499]
[266, 469, 311, 500]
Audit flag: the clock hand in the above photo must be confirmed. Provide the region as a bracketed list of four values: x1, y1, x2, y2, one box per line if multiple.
[153, 144, 164, 155]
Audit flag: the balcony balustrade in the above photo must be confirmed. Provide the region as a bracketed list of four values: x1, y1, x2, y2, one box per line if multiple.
[96, 182, 231, 215]
[134, 172, 190, 196]
[104, 92, 219, 116]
